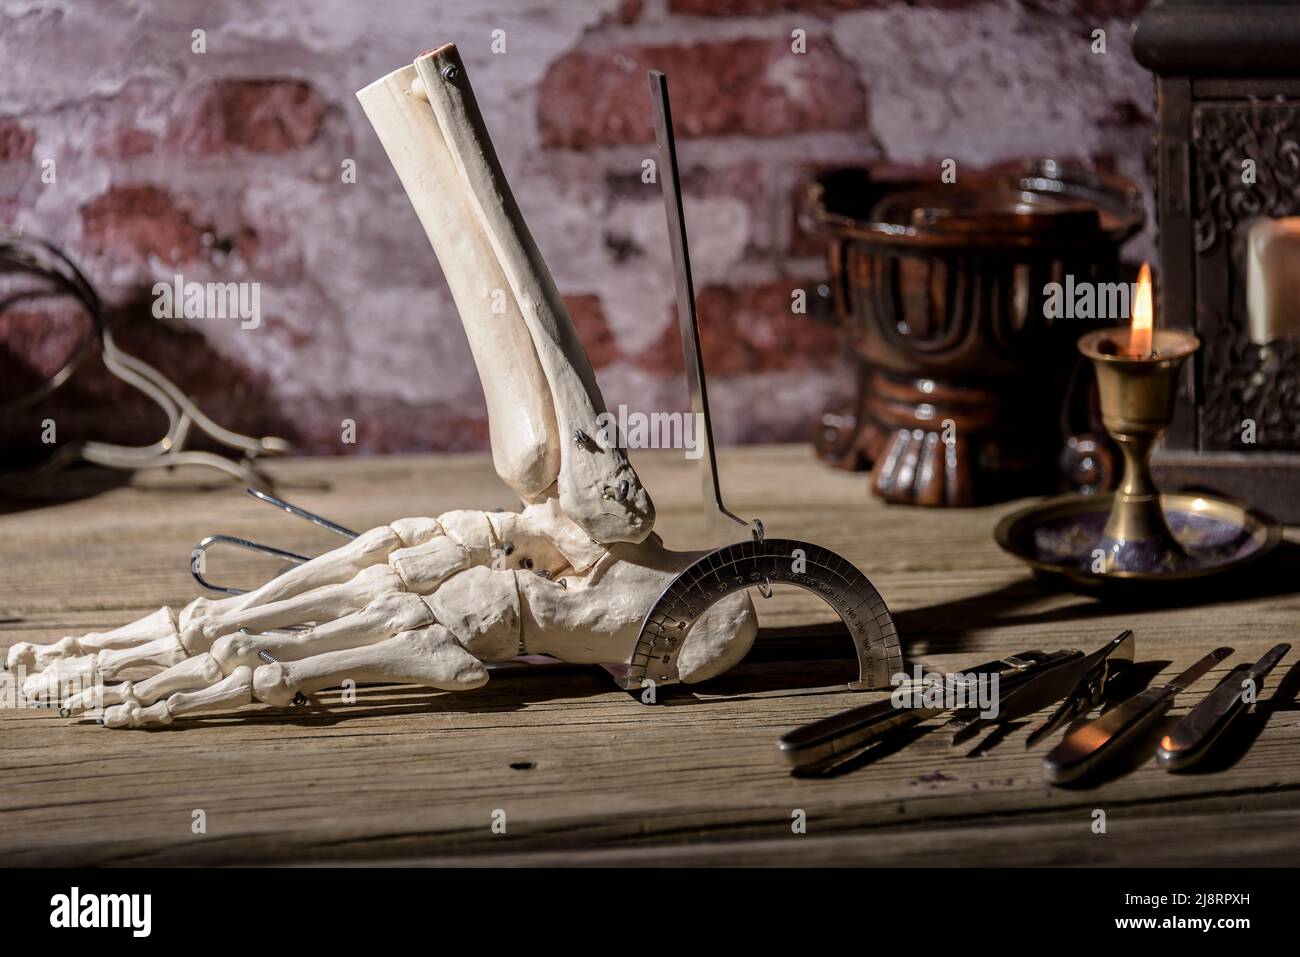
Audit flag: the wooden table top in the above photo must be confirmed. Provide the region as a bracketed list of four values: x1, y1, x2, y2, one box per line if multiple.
[1, 445, 1297, 866]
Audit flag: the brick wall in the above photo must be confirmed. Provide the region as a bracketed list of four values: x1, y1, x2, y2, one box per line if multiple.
[0, 0, 1154, 458]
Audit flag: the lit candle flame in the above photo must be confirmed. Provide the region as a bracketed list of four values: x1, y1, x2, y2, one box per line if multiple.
[1131, 262, 1153, 357]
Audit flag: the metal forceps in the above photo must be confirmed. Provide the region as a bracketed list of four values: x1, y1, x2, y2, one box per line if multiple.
[777, 648, 1079, 773]
[1024, 630, 1137, 748]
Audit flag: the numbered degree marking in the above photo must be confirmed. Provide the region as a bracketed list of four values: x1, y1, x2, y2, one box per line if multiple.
[623, 538, 900, 692]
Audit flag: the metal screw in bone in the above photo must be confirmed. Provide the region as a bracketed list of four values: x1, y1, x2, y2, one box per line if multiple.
[257, 649, 307, 706]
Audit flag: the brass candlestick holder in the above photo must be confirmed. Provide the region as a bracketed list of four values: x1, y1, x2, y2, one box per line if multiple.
[1078, 327, 1198, 572]
[996, 328, 1281, 585]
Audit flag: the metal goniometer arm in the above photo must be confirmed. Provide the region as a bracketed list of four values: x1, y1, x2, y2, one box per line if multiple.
[648, 70, 751, 535]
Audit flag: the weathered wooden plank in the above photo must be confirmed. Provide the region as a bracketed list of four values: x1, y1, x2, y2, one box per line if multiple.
[1, 446, 1297, 866]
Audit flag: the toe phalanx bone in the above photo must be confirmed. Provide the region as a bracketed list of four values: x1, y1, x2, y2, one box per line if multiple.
[10, 44, 758, 728]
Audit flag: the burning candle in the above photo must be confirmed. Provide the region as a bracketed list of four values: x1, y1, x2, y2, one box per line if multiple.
[1130, 262, 1154, 357]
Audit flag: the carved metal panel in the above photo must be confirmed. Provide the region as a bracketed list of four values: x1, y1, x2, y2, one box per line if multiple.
[1192, 101, 1300, 451]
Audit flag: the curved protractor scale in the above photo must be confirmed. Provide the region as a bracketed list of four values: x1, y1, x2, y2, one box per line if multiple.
[625, 538, 901, 695]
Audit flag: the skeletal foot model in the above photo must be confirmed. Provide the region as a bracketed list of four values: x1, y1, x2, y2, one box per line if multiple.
[9, 44, 758, 727]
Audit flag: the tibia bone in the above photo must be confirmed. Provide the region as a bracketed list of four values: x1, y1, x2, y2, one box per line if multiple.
[359, 45, 654, 544]
[414, 44, 654, 545]
[356, 62, 560, 503]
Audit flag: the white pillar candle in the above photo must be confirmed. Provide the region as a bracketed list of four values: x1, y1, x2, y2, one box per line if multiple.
[1247, 217, 1300, 346]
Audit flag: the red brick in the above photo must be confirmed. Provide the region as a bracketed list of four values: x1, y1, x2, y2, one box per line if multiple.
[286, 404, 490, 455]
[0, 117, 36, 161]
[690, 161, 769, 250]
[605, 159, 769, 252]
[603, 0, 644, 24]
[107, 128, 158, 159]
[636, 278, 841, 377]
[538, 38, 866, 148]
[177, 80, 326, 155]
[563, 294, 620, 368]
[79, 185, 210, 265]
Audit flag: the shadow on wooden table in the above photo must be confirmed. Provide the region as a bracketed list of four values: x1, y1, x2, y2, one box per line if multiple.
[0, 461, 336, 515]
[0, 463, 132, 513]
[895, 540, 1300, 656]
[67, 672, 620, 730]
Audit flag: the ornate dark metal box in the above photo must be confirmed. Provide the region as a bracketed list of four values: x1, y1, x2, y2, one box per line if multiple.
[1136, 0, 1300, 521]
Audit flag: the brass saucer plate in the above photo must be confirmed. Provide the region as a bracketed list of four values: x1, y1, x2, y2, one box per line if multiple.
[995, 492, 1283, 584]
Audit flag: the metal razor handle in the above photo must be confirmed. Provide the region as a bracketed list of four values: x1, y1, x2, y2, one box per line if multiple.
[1043, 686, 1174, 784]
[1154, 666, 1251, 772]
[1155, 643, 1290, 771]
[777, 698, 931, 771]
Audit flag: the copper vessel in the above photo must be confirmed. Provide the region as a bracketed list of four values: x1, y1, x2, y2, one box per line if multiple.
[806, 159, 1143, 506]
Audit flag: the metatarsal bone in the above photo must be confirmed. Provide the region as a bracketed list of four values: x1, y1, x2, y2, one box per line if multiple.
[180, 525, 406, 638]
[182, 565, 405, 654]
[251, 625, 489, 707]
[413, 44, 654, 545]
[210, 592, 436, 672]
[356, 64, 559, 502]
